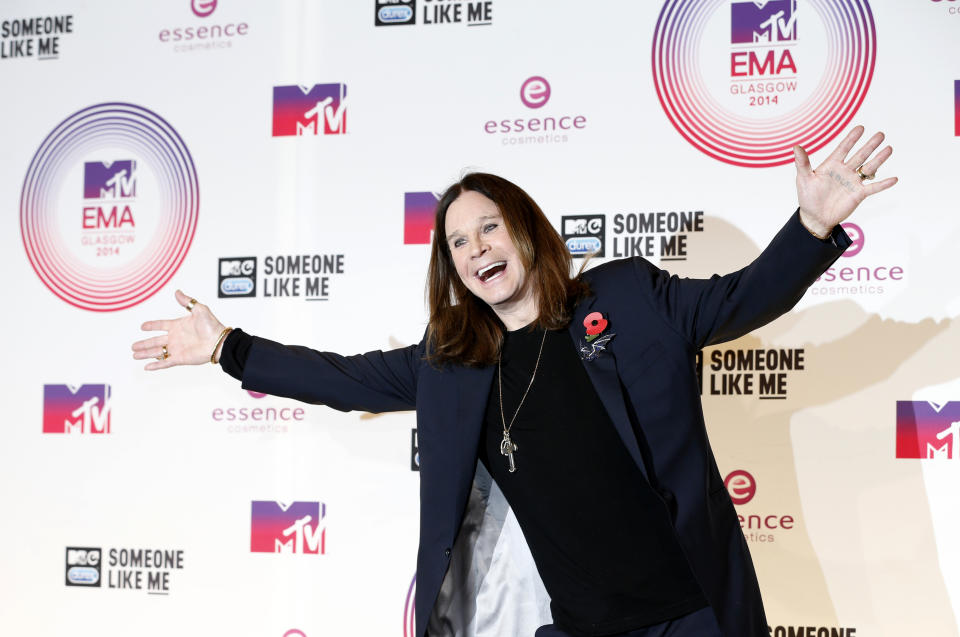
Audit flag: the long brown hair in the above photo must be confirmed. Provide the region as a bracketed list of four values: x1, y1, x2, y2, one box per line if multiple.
[426, 173, 589, 367]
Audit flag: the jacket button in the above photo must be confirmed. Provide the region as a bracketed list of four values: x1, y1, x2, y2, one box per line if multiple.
[444, 548, 451, 557]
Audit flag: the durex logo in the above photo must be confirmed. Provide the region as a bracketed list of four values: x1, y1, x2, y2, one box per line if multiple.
[520, 76, 551, 109]
[379, 5, 414, 24]
[375, 0, 416, 26]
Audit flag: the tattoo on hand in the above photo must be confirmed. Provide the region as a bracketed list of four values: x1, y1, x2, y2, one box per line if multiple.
[827, 169, 856, 194]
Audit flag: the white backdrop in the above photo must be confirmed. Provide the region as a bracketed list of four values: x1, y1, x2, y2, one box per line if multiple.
[1, 1, 958, 635]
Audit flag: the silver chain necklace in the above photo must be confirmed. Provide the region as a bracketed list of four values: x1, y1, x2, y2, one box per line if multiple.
[497, 329, 547, 473]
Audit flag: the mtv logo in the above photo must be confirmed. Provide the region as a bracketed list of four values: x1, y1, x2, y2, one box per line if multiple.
[731, 0, 797, 44]
[250, 501, 326, 554]
[954, 80, 959, 137]
[896, 401, 960, 460]
[272, 84, 348, 137]
[220, 258, 255, 277]
[43, 384, 111, 434]
[83, 160, 137, 199]
[927, 442, 950, 459]
[404, 192, 439, 245]
[564, 217, 602, 235]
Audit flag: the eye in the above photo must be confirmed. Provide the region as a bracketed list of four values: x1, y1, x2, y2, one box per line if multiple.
[452, 237, 466, 248]
[482, 223, 498, 233]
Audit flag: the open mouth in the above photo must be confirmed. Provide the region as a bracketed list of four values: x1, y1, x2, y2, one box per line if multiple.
[476, 261, 507, 284]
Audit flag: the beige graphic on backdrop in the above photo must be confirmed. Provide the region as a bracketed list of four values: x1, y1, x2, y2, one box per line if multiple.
[671, 217, 958, 635]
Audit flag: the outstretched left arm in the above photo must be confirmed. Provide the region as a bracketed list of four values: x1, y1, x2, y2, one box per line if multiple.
[794, 125, 898, 239]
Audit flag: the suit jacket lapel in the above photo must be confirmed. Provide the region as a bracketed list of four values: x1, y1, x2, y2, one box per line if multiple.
[569, 297, 651, 482]
[451, 364, 495, 490]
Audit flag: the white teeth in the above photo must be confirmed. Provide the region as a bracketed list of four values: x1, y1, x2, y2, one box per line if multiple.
[478, 261, 506, 278]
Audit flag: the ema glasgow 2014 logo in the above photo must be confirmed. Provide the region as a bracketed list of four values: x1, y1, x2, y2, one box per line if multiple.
[20, 103, 198, 311]
[652, 0, 877, 167]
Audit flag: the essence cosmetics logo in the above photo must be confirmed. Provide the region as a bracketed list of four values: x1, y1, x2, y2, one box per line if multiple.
[21, 103, 198, 311]
[43, 384, 111, 434]
[66, 547, 101, 586]
[724, 469, 757, 505]
[896, 401, 960, 459]
[251, 501, 326, 554]
[724, 469, 795, 543]
[652, 0, 876, 167]
[219, 256, 257, 297]
[191, 0, 217, 17]
[838, 222, 864, 258]
[561, 215, 605, 258]
[404, 192, 438, 245]
[158, 0, 249, 53]
[811, 222, 905, 297]
[375, 0, 416, 26]
[272, 84, 348, 137]
[484, 76, 587, 146]
[519, 76, 550, 109]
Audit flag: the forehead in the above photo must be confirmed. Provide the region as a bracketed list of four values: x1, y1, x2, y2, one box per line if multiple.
[444, 191, 500, 236]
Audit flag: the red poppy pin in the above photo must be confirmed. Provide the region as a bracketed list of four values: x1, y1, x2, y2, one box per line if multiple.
[580, 311, 615, 361]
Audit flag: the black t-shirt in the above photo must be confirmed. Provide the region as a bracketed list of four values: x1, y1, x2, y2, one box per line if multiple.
[478, 326, 706, 636]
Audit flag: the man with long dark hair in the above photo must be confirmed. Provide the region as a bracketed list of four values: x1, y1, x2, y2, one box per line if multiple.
[134, 127, 896, 636]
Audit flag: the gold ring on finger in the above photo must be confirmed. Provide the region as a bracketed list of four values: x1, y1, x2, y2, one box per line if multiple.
[856, 166, 875, 181]
[186, 298, 198, 312]
[156, 345, 169, 361]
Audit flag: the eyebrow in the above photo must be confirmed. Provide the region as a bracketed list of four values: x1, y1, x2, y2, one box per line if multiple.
[445, 214, 501, 243]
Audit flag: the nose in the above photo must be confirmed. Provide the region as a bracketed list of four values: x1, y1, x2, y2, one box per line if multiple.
[469, 233, 489, 259]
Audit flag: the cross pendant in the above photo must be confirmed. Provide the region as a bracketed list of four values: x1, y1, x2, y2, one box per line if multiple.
[500, 433, 518, 473]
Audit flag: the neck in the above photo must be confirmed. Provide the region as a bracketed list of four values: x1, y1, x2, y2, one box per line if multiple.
[493, 299, 539, 331]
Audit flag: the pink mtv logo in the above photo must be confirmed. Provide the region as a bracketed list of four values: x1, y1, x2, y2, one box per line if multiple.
[896, 401, 960, 459]
[272, 84, 348, 137]
[250, 501, 325, 554]
[43, 384, 111, 434]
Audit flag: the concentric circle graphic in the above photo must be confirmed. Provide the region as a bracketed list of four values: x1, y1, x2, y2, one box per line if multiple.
[652, 0, 876, 167]
[403, 575, 416, 637]
[20, 103, 199, 311]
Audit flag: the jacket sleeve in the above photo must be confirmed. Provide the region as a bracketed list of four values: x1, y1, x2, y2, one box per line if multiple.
[239, 335, 424, 413]
[632, 209, 850, 349]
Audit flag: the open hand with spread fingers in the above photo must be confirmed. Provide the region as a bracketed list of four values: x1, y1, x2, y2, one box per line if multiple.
[132, 289, 231, 370]
[794, 125, 898, 239]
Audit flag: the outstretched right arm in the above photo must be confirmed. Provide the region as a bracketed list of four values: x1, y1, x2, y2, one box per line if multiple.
[132, 290, 423, 413]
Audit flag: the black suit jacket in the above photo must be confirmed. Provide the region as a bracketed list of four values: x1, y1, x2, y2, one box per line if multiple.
[241, 210, 850, 636]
